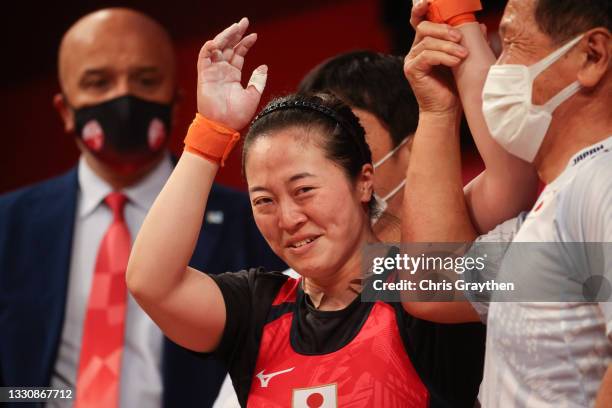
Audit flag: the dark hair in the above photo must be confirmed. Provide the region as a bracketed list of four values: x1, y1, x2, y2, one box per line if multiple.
[243, 92, 376, 215]
[535, 0, 611, 44]
[298, 50, 418, 148]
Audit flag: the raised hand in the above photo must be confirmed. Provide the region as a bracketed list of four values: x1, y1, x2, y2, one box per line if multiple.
[196, 17, 267, 130]
[403, 1, 468, 115]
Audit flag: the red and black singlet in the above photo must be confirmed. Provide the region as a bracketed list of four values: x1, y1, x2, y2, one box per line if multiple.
[207, 268, 486, 408]
[249, 278, 428, 407]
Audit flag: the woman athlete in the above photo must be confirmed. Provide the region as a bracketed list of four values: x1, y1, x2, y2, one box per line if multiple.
[127, 18, 498, 407]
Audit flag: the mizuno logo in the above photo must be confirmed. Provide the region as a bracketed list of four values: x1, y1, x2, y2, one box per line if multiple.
[256, 367, 295, 388]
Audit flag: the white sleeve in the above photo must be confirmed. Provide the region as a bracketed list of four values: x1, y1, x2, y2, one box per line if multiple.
[212, 375, 241, 408]
[559, 154, 612, 243]
[463, 212, 528, 323]
[559, 153, 612, 338]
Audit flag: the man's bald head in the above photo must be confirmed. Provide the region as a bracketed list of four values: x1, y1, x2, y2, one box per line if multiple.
[58, 8, 176, 108]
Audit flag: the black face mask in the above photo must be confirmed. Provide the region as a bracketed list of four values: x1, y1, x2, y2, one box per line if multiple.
[73, 94, 172, 173]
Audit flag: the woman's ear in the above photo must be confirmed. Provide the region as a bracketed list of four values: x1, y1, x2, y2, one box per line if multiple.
[358, 163, 375, 203]
[577, 28, 611, 89]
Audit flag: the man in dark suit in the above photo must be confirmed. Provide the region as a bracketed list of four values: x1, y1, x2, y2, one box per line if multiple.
[0, 8, 284, 408]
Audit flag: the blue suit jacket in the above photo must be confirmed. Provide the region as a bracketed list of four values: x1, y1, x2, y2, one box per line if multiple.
[0, 166, 286, 407]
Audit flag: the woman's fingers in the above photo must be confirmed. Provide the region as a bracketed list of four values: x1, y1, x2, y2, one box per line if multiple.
[406, 32, 468, 80]
[232, 17, 250, 44]
[197, 18, 253, 72]
[410, 36, 468, 60]
[230, 32, 258, 71]
[202, 17, 250, 62]
[210, 49, 224, 64]
[194, 17, 266, 129]
[212, 18, 247, 50]
[198, 24, 240, 70]
[414, 20, 462, 46]
[197, 40, 216, 71]
[220, 18, 250, 61]
[247, 64, 268, 95]
[405, 49, 461, 79]
[410, 0, 429, 30]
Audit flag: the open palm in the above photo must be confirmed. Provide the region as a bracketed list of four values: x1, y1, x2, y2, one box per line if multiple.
[197, 17, 267, 130]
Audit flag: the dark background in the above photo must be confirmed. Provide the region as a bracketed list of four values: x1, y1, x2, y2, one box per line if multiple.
[0, 0, 508, 194]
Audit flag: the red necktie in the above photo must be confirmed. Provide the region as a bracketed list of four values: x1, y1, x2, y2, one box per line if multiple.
[75, 192, 130, 408]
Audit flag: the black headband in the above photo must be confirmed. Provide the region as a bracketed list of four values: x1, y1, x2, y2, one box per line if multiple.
[253, 100, 346, 126]
[252, 99, 370, 163]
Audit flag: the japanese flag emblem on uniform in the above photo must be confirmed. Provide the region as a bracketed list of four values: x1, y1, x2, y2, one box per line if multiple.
[292, 383, 337, 408]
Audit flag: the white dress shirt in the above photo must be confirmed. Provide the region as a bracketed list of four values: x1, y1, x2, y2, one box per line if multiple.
[49, 155, 173, 408]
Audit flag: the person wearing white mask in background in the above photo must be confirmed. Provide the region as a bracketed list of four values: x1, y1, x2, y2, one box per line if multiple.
[370, 136, 410, 223]
[291, 50, 538, 290]
[403, 0, 612, 406]
[299, 50, 538, 241]
[300, 51, 416, 242]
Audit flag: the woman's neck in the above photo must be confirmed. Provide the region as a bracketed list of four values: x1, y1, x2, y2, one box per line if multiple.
[373, 213, 401, 242]
[303, 226, 378, 311]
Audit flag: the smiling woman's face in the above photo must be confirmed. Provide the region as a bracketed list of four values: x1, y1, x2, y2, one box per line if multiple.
[245, 126, 373, 279]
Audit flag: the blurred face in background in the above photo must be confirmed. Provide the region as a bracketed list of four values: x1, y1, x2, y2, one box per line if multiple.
[352, 107, 410, 208]
[54, 8, 177, 180]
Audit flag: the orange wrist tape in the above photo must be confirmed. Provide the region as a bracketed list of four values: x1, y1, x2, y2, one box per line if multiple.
[426, 0, 482, 26]
[183, 113, 240, 167]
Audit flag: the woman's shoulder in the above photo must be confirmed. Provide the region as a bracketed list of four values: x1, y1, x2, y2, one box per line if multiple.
[209, 267, 295, 304]
[212, 267, 290, 284]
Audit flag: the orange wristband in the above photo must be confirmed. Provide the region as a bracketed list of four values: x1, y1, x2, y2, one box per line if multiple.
[426, 0, 482, 26]
[183, 113, 240, 167]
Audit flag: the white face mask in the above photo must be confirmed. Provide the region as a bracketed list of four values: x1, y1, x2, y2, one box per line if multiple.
[371, 137, 409, 224]
[482, 34, 583, 162]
